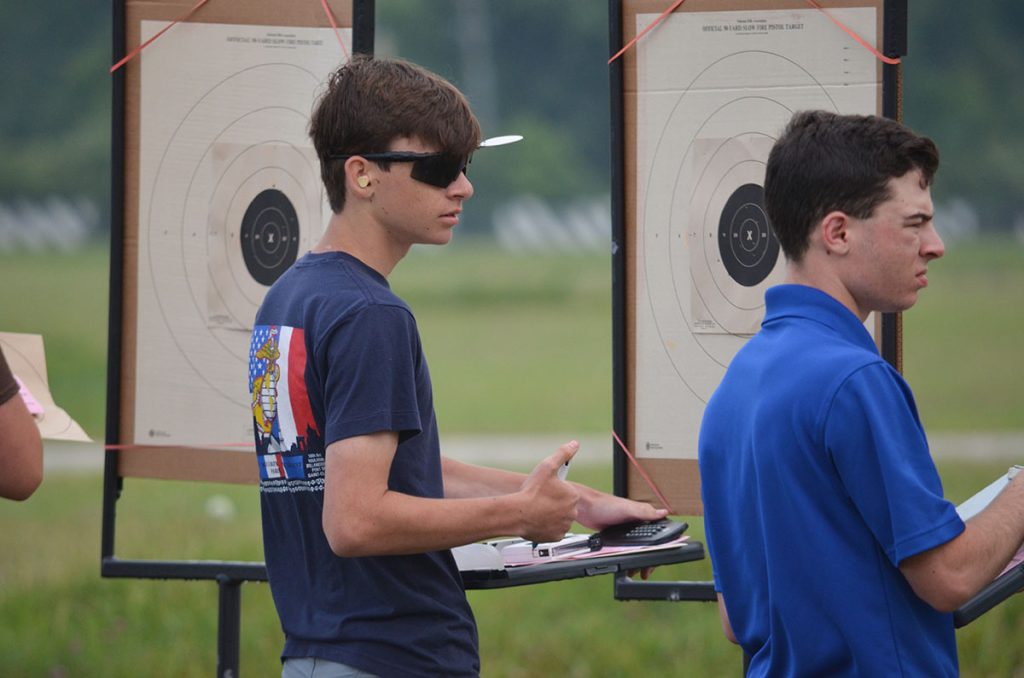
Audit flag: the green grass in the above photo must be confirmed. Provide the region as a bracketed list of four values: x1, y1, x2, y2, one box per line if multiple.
[2, 462, 1023, 676]
[903, 237, 1024, 431]
[0, 246, 109, 439]
[391, 244, 614, 433]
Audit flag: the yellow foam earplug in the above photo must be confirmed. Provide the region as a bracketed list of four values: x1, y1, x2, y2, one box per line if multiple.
[357, 176, 370, 188]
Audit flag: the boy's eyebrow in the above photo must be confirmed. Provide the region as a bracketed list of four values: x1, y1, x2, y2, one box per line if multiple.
[904, 211, 933, 223]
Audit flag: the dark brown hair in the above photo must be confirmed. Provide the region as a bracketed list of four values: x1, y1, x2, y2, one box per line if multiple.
[764, 110, 939, 263]
[309, 55, 481, 212]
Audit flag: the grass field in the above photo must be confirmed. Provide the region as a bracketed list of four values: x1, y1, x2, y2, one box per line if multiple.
[2, 462, 1023, 676]
[1, 239, 1023, 675]
[2, 237, 1021, 439]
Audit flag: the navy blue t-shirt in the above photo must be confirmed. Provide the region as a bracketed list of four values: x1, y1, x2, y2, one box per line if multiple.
[699, 285, 963, 677]
[248, 251, 479, 676]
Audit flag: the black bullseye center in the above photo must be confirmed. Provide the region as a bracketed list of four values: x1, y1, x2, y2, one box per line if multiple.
[241, 189, 299, 286]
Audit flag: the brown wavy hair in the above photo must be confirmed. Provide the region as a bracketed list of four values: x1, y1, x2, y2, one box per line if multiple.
[310, 55, 481, 213]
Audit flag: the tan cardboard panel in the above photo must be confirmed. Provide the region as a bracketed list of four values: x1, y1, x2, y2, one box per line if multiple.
[118, 447, 258, 484]
[115, 1, 353, 482]
[618, 0, 890, 513]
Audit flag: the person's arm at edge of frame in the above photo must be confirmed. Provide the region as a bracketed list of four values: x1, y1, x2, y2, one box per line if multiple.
[322, 432, 581, 557]
[900, 470, 1024, 612]
[440, 442, 668, 530]
[0, 390, 44, 501]
[716, 593, 738, 644]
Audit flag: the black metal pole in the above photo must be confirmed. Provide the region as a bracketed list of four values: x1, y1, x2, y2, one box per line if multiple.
[879, 0, 908, 372]
[608, 1, 628, 501]
[352, 0, 375, 56]
[216, 576, 244, 678]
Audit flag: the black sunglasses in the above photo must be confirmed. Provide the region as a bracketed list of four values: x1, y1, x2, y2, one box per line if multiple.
[329, 150, 470, 188]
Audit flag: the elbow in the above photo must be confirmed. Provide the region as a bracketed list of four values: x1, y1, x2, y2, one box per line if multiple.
[3, 465, 43, 501]
[323, 517, 374, 558]
[21, 468, 43, 500]
[927, 581, 975, 614]
[909, 573, 975, 613]
[923, 594, 969, 615]
[901, 546, 978, 613]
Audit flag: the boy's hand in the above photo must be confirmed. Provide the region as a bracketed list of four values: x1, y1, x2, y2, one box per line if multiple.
[517, 441, 580, 543]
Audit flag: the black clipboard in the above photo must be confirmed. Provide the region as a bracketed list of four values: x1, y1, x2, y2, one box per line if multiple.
[954, 561, 1024, 627]
[461, 541, 704, 590]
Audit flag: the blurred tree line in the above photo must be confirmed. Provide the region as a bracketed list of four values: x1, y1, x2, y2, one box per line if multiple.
[0, 2, 111, 218]
[0, 1, 1021, 238]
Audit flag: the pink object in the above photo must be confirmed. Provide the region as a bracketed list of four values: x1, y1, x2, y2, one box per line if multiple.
[13, 375, 44, 417]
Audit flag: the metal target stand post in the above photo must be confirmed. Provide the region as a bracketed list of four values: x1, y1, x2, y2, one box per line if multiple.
[103, 2, 375, 676]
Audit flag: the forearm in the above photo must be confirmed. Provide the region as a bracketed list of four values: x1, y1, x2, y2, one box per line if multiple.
[326, 488, 531, 556]
[902, 473, 1024, 611]
[441, 456, 526, 499]
[441, 465, 668, 532]
[323, 436, 578, 556]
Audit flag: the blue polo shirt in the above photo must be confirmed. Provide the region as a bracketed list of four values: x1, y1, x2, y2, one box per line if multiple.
[699, 285, 963, 677]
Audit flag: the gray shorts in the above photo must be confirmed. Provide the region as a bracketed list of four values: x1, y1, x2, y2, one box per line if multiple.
[282, 657, 379, 678]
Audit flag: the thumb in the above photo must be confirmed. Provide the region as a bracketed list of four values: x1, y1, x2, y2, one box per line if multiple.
[552, 439, 579, 470]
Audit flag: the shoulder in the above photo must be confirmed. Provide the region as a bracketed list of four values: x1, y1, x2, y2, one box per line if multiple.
[823, 359, 922, 453]
[835, 359, 911, 405]
[262, 254, 413, 322]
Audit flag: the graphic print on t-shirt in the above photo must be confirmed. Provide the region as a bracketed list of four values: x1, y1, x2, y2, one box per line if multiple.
[249, 325, 322, 481]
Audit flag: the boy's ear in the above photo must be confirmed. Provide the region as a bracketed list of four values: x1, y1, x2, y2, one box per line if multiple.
[820, 211, 851, 255]
[344, 157, 373, 193]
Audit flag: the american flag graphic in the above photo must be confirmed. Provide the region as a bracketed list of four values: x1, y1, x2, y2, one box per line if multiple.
[249, 324, 318, 480]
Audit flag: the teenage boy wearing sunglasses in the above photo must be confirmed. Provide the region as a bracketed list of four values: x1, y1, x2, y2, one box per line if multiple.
[249, 55, 666, 678]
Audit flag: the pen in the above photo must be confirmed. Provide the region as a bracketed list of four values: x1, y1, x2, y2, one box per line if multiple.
[534, 533, 602, 558]
[529, 461, 571, 550]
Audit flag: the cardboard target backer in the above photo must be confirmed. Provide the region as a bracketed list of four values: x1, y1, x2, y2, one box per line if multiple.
[616, 0, 891, 514]
[115, 1, 353, 482]
[0, 332, 91, 442]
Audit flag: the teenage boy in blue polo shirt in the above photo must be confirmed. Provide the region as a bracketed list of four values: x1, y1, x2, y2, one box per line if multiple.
[699, 110, 1024, 676]
[249, 55, 666, 678]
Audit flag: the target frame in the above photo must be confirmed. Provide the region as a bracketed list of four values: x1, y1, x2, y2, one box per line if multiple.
[107, 0, 365, 488]
[611, 0, 906, 516]
[102, 0, 371, 611]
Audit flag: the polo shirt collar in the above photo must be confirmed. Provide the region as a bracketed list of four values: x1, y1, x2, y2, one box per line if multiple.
[763, 284, 878, 354]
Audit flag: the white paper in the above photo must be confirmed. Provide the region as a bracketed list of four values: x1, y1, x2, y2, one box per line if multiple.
[633, 8, 879, 460]
[133, 22, 344, 447]
[957, 473, 1011, 522]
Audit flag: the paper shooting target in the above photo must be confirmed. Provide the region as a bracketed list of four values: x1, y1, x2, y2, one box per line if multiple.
[632, 7, 879, 459]
[133, 22, 345, 446]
